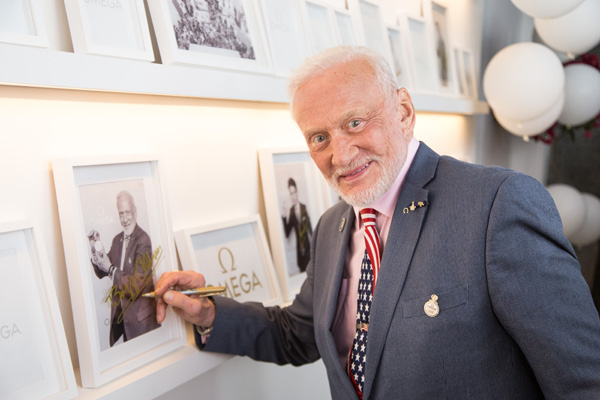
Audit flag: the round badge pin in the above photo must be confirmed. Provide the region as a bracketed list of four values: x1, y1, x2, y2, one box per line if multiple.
[424, 294, 440, 317]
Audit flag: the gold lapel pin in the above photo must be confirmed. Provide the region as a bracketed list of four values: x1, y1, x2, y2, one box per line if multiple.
[339, 217, 346, 232]
[403, 201, 428, 214]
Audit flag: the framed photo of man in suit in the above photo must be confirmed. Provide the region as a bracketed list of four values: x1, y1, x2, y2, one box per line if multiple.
[258, 146, 328, 302]
[52, 155, 186, 388]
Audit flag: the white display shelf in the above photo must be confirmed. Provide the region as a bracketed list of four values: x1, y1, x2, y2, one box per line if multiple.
[75, 324, 231, 400]
[0, 43, 488, 114]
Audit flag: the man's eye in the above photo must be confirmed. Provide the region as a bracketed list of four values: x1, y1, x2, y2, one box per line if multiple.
[314, 135, 326, 143]
[349, 120, 361, 128]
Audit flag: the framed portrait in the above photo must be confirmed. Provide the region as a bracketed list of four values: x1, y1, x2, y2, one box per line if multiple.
[429, 1, 455, 94]
[63, 0, 154, 61]
[258, 146, 328, 302]
[0, 0, 48, 48]
[147, 0, 272, 74]
[174, 215, 283, 306]
[258, 0, 309, 77]
[52, 155, 186, 388]
[462, 48, 477, 99]
[0, 221, 77, 400]
[302, 0, 336, 55]
[387, 24, 413, 90]
[404, 14, 437, 94]
[334, 9, 358, 46]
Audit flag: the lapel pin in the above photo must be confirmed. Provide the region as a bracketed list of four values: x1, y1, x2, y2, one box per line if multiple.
[424, 294, 439, 317]
[403, 201, 428, 214]
[339, 217, 346, 232]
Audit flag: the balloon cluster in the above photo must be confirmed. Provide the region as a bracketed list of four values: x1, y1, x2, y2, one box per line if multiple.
[547, 184, 600, 247]
[483, 0, 600, 139]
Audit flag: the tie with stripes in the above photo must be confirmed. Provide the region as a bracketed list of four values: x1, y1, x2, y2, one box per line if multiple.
[348, 208, 381, 399]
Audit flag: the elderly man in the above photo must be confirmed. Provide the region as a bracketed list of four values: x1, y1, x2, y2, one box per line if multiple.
[155, 46, 600, 399]
[90, 190, 160, 346]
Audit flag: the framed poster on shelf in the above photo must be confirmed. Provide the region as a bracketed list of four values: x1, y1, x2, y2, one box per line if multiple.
[357, 0, 390, 60]
[462, 48, 477, 99]
[258, 146, 328, 302]
[0, 0, 48, 48]
[429, 0, 456, 94]
[404, 13, 437, 94]
[333, 9, 358, 46]
[387, 24, 414, 90]
[52, 154, 186, 388]
[0, 221, 77, 400]
[302, 0, 336, 55]
[258, 0, 309, 77]
[147, 0, 272, 74]
[63, 0, 155, 61]
[175, 215, 282, 306]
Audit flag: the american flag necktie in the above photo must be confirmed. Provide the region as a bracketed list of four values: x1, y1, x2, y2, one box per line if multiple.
[348, 208, 381, 399]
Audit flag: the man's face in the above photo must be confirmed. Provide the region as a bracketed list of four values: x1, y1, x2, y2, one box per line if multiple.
[117, 197, 137, 236]
[289, 185, 299, 206]
[292, 60, 414, 207]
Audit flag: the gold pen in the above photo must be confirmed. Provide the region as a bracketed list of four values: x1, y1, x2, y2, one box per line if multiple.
[142, 286, 226, 299]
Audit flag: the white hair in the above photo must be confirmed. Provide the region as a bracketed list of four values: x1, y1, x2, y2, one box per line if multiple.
[287, 46, 399, 113]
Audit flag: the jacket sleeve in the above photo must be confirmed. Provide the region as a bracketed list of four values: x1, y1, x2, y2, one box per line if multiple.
[486, 173, 600, 399]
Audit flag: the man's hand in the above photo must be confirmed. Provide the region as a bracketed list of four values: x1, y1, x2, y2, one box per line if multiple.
[94, 251, 112, 274]
[155, 270, 216, 327]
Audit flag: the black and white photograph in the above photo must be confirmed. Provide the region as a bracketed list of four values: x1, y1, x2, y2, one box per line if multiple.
[454, 47, 467, 96]
[52, 156, 186, 388]
[258, 147, 328, 301]
[334, 10, 357, 46]
[358, 0, 387, 57]
[275, 163, 315, 277]
[462, 49, 476, 98]
[169, 0, 255, 59]
[79, 180, 160, 351]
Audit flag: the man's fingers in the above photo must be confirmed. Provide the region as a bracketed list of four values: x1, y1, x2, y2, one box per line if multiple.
[155, 270, 207, 294]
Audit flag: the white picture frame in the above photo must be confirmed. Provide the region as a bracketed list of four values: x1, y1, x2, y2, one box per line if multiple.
[404, 13, 437, 94]
[52, 154, 186, 388]
[63, 0, 155, 61]
[302, 0, 337, 55]
[333, 9, 358, 46]
[0, 221, 77, 400]
[0, 0, 48, 48]
[429, 0, 456, 94]
[357, 0, 392, 62]
[387, 24, 414, 90]
[174, 215, 283, 306]
[462, 48, 478, 99]
[258, 146, 328, 302]
[147, 0, 273, 74]
[258, 0, 309, 77]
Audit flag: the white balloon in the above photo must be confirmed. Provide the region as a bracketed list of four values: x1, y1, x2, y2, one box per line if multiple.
[546, 184, 586, 240]
[534, 0, 600, 56]
[483, 42, 565, 121]
[570, 193, 600, 247]
[493, 92, 564, 137]
[558, 64, 600, 126]
[511, 0, 584, 19]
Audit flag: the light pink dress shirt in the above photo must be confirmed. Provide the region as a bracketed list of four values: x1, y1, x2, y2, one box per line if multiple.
[330, 137, 420, 367]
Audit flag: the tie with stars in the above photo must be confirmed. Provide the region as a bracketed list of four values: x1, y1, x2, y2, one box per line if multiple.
[348, 208, 381, 399]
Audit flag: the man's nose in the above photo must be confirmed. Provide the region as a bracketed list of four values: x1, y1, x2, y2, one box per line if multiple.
[330, 133, 357, 168]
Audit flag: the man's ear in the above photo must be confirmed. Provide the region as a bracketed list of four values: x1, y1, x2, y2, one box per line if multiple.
[396, 87, 416, 134]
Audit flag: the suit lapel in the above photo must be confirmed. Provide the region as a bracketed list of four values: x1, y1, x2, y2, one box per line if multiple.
[363, 144, 439, 399]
